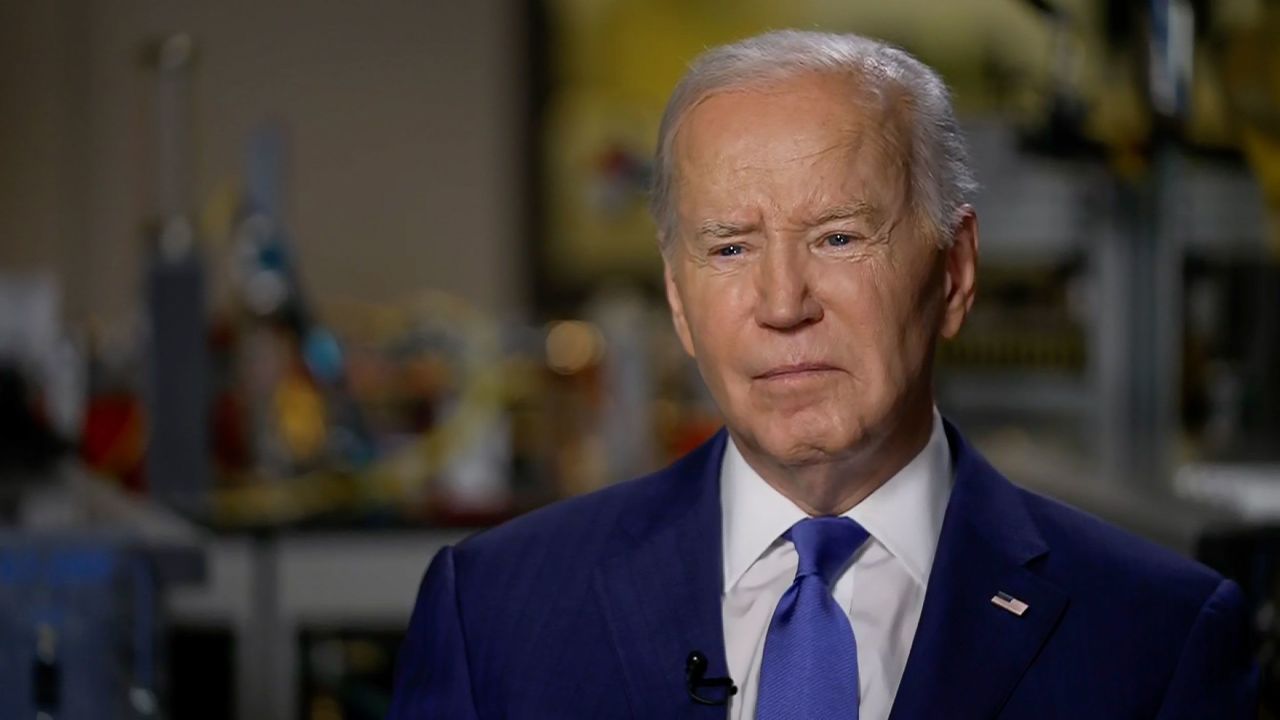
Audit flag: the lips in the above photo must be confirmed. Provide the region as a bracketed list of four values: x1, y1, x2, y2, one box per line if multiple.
[754, 362, 840, 379]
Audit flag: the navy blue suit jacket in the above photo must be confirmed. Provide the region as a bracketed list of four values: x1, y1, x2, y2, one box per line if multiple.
[389, 423, 1257, 718]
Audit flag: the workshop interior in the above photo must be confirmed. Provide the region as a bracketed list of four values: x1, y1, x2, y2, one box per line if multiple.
[1, 1, 1279, 718]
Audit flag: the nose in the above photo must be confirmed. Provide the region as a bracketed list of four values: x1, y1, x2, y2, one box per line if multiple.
[753, 241, 823, 331]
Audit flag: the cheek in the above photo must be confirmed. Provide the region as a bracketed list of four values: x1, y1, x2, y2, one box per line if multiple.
[684, 283, 749, 374]
[824, 263, 929, 380]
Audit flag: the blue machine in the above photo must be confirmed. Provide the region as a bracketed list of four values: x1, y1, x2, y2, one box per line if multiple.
[0, 537, 176, 719]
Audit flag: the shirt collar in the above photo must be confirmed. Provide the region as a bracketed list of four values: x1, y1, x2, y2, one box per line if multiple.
[720, 408, 953, 593]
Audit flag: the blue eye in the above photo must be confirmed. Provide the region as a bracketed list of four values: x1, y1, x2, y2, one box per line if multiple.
[716, 244, 745, 257]
[826, 233, 854, 247]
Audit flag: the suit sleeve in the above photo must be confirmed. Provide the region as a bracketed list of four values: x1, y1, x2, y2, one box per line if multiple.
[1154, 578, 1259, 719]
[388, 545, 481, 720]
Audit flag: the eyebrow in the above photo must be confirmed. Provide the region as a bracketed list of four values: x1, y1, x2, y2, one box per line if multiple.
[694, 201, 881, 239]
[806, 201, 880, 226]
[696, 219, 758, 239]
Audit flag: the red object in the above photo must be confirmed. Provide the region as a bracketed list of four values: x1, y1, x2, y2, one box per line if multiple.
[80, 393, 147, 491]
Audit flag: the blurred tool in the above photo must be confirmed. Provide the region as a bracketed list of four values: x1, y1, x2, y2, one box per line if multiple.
[589, 288, 656, 483]
[1210, 0, 1280, 257]
[1013, 0, 1104, 158]
[0, 367, 66, 486]
[0, 276, 76, 484]
[143, 33, 211, 514]
[229, 125, 374, 479]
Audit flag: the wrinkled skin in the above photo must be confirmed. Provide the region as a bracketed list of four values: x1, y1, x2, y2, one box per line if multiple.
[663, 72, 979, 515]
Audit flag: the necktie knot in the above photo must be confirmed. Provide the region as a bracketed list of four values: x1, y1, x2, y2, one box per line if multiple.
[785, 516, 869, 587]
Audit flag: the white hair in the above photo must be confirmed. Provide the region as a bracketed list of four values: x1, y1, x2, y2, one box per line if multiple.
[650, 29, 977, 251]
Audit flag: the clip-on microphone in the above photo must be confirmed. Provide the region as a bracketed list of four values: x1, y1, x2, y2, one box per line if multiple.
[685, 651, 738, 706]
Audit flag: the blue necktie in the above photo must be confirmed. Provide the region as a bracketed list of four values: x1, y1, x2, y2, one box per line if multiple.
[756, 516, 870, 720]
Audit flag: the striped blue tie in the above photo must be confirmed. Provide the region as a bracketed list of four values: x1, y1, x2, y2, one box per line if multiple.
[756, 516, 870, 720]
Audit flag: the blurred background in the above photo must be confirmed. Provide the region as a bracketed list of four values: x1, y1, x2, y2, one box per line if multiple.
[1, 0, 1278, 718]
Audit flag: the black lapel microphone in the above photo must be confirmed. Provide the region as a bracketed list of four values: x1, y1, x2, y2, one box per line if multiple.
[685, 651, 738, 706]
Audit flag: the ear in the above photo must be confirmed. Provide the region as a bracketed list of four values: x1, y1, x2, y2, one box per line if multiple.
[939, 206, 978, 340]
[664, 260, 697, 358]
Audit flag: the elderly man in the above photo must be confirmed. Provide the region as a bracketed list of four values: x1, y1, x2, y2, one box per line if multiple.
[389, 30, 1256, 719]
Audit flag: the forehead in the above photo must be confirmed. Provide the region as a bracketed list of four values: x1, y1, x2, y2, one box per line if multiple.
[671, 73, 909, 224]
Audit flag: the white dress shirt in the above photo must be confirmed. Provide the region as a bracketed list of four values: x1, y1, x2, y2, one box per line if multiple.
[720, 409, 953, 720]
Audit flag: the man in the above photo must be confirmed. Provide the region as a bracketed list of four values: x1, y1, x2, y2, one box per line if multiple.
[390, 30, 1256, 719]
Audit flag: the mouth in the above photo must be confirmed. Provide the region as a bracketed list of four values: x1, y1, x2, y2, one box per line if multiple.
[754, 363, 841, 380]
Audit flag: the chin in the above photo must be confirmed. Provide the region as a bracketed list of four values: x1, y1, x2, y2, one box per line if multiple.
[753, 417, 866, 468]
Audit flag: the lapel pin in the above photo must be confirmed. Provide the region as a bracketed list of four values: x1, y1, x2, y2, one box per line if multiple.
[991, 591, 1029, 617]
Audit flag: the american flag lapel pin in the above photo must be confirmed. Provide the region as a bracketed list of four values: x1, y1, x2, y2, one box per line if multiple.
[991, 591, 1029, 617]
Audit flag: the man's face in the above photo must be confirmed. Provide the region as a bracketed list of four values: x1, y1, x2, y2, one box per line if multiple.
[664, 72, 975, 470]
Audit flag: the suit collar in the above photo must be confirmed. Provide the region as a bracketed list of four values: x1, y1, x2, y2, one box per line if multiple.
[940, 419, 1050, 565]
[594, 429, 732, 718]
[889, 420, 1068, 720]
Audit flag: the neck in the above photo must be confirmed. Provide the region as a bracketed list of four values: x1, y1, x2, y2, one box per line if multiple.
[735, 399, 936, 516]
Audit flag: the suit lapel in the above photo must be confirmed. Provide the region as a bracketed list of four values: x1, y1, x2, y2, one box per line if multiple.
[594, 430, 732, 719]
[590, 421, 1069, 719]
[889, 423, 1069, 720]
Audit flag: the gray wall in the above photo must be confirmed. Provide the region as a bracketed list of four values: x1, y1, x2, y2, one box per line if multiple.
[0, 0, 527, 327]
